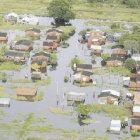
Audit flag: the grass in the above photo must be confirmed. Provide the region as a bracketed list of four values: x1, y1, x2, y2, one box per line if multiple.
[34, 92, 44, 101]
[93, 69, 104, 75]
[7, 85, 18, 89]
[0, 62, 21, 71]
[14, 35, 33, 41]
[9, 78, 33, 83]
[0, 86, 9, 98]
[57, 26, 76, 35]
[49, 108, 73, 115]
[81, 119, 92, 124]
[35, 76, 51, 87]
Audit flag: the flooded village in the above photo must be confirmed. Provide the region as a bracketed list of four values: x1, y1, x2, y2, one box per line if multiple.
[0, 0, 140, 140]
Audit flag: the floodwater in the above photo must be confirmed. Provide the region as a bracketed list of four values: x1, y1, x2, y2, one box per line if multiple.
[0, 17, 138, 139]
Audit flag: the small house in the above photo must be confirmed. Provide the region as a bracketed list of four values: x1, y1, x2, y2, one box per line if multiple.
[17, 86, 37, 99]
[31, 72, 41, 80]
[46, 35, 60, 43]
[0, 98, 10, 107]
[31, 61, 47, 73]
[32, 52, 50, 63]
[25, 28, 40, 39]
[106, 56, 125, 67]
[4, 12, 18, 22]
[111, 45, 126, 57]
[133, 106, 140, 117]
[131, 119, 140, 131]
[90, 45, 102, 55]
[43, 41, 57, 50]
[67, 92, 86, 106]
[98, 90, 120, 104]
[4, 50, 25, 62]
[76, 64, 92, 72]
[134, 94, 140, 105]
[46, 28, 63, 37]
[110, 120, 121, 133]
[80, 71, 93, 82]
[0, 32, 8, 42]
[14, 40, 33, 51]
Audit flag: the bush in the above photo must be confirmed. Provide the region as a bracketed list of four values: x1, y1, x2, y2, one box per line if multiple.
[64, 76, 69, 82]
[101, 54, 110, 61]
[61, 33, 70, 41]
[125, 58, 137, 71]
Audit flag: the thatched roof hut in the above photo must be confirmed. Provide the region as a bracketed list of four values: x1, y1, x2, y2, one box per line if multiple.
[17, 86, 37, 97]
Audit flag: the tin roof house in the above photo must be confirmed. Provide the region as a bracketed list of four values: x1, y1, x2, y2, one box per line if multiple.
[131, 119, 140, 131]
[14, 40, 33, 51]
[133, 106, 140, 117]
[110, 120, 121, 133]
[0, 32, 8, 42]
[43, 41, 57, 50]
[25, 28, 41, 39]
[111, 45, 126, 57]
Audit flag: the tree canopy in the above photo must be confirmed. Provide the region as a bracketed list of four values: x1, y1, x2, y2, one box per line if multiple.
[125, 58, 137, 71]
[48, 0, 75, 24]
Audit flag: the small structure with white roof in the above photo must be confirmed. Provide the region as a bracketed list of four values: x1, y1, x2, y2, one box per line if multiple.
[110, 120, 121, 133]
[133, 106, 140, 117]
[0, 98, 10, 107]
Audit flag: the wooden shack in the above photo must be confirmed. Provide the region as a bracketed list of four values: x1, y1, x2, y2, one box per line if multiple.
[25, 28, 40, 39]
[76, 64, 92, 72]
[106, 57, 125, 67]
[111, 45, 126, 57]
[17, 86, 37, 99]
[131, 119, 140, 131]
[133, 106, 140, 117]
[134, 94, 140, 105]
[4, 50, 25, 62]
[14, 40, 33, 51]
[43, 41, 57, 50]
[0, 32, 8, 43]
[32, 52, 50, 63]
[46, 35, 60, 43]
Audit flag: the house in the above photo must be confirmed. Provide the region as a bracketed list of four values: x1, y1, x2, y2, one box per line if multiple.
[4, 12, 18, 22]
[133, 106, 140, 117]
[46, 28, 63, 37]
[0, 98, 10, 107]
[76, 64, 92, 72]
[111, 45, 126, 57]
[134, 94, 140, 105]
[131, 119, 140, 131]
[14, 40, 33, 51]
[43, 41, 57, 50]
[17, 86, 37, 99]
[80, 71, 93, 82]
[31, 72, 41, 80]
[25, 28, 41, 39]
[4, 50, 25, 62]
[106, 56, 125, 67]
[98, 90, 120, 104]
[32, 52, 50, 63]
[46, 35, 60, 43]
[67, 92, 86, 106]
[90, 45, 102, 55]
[110, 120, 121, 133]
[0, 32, 8, 42]
[31, 61, 47, 73]
[87, 30, 105, 48]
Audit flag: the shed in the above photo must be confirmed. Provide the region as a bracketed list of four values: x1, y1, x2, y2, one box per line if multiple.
[43, 41, 57, 50]
[17, 86, 37, 97]
[67, 92, 86, 102]
[110, 120, 121, 133]
[90, 45, 102, 55]
[5, 12, 18, 22]
[133, 106, 140, 117]
[131, 119, 140, 131]
[76, 64, 92, 72]
[0, 98, 10, 107]
[25, 28, 40, 39]
[134, 94, 140, 105]
[31, 72, 41, 80]
[0, 32, 8, 42]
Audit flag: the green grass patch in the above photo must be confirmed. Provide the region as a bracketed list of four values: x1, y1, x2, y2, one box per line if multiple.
[34, 92, 44, 101]
[35, 76, 51, 87]
[49, 108, 73, 115]
[0, 62, 21, 71]
[9, 78, 33, 83]
[7, 85, 18, 89]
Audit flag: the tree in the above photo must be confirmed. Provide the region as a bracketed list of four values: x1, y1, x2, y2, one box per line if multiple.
[31, 63, 40, 72]
[101, 54, 110, 61]
[125, 58, 137, 71]
[124, 40, 139, 53]
[48, 0, 75, 24]
[50, 54, 57, 66]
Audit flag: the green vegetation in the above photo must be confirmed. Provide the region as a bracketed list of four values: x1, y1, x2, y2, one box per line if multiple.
[7, 85, 18, 89]
[93, 69, 104, 75]
[50, 54, 58, 66]
[81, 118, 92, 124]
[131, 130, 140, 136]
[34, 92, 44, 101]
[15, 35, 33, 41]
[35, 76, 51, 87]
[101, 54, 110, 61]
[31, 63, 40, 72]
[0, 62, 21, 71]
[64, 76, 69, 82]
[69, 55, 84, 69]
[49, 108, 73, 115]
[9, 78, 32, 83]
[48, 0, 75, 24]
[125, 58, 137, 71]
[76, 104, 131, 120]
[105, 66, 130, 76]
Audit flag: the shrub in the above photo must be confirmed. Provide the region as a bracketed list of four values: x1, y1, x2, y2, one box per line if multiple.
[125, 58, 137, 71]
[64, 76, 69, 82]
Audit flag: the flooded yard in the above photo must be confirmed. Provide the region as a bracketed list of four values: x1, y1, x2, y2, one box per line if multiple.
[0, 17, 139, 140]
